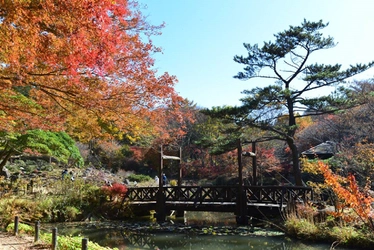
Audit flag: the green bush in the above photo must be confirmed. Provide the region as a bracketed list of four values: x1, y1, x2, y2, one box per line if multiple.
[127, 174, 152, 183]
[169, 179, 177, 186]
[0, 177, 106, 226]
[40, 233, 118, 250]
[5, 222, 118, 249]
[6, 222, 34, 234]
[47, 178, 105, 221]
[285, 217, 319, 240]
[6, 160, 26, 171]
[24, 164, 38, 173]
[0, 198, 44, 227]
[39, 164, 54, 171]
[328, 226, 373, 247]
[64, 206, 81, 221]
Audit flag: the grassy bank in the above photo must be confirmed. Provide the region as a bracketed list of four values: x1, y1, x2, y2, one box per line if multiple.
[283, 203, 374, 249]
[4, 222, 118, 250]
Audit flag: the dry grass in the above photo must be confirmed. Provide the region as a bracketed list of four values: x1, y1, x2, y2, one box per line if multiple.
[284, 203, 374, 249]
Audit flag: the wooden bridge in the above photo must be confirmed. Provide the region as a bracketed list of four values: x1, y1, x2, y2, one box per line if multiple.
[125, 185, 313, 224]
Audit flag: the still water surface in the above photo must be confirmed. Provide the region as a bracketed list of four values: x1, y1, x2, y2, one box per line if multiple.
[48, 212, 350, 250]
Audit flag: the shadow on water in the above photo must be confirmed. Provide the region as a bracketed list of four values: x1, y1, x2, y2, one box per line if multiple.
[45, 212, 350, 250]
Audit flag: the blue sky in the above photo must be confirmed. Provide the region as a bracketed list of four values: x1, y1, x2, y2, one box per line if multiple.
[139, 0, 374, 108]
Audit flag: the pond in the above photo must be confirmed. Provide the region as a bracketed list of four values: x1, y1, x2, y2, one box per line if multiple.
[45, 212, 350, 250]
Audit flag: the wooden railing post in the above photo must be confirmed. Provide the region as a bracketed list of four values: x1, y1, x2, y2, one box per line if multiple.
[34, 221, 40, 242]
[52, 227, 57, 250]
[14, 216, 19, 236]
[82, 238, 88, 250]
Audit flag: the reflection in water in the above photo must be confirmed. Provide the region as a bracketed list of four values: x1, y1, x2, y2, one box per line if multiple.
[54, 225, 336, 250]
[183, 211, 237, 226]
[47, 212, 348, 250]
[123, 232, 304, 250]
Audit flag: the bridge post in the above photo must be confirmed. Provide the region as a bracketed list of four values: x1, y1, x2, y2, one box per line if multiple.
[156, 188, 166, 222]
[178, 147, 182, 186]
[156, 145, 166, 222]
[176, 147, 185, 218]
[236, 139, 248, 225]
[252, 141, 257, 185]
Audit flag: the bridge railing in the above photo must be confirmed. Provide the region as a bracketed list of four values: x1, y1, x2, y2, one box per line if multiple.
[166, 186, 238, 203]
[245, 186, 314, 204]
[125, 187, 158, 201]
[125, 185, 313, 204]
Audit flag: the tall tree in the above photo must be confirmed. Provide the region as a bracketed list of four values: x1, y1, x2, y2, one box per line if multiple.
[208, 20, 374, 186]
[0, 0, 184, 140]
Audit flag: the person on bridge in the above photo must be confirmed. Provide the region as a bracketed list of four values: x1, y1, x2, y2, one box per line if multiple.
[162, 173, 167, 186]
[155, 175, 159, 185]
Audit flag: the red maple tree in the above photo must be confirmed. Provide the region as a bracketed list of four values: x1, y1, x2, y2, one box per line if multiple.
[0, 0, 187, 141]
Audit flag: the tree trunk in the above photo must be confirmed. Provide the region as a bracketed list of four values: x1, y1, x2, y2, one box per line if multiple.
[287, 139, 303, 186]
[286, 97, 303, 186]
[0, 150, 14, 178]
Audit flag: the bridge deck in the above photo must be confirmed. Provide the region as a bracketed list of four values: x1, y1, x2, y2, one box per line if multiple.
[130, 201, 284, 208]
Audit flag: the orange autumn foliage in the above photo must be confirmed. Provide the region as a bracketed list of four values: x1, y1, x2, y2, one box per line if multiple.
[0, 0, 188, 141]
[317, 161, 374, 229]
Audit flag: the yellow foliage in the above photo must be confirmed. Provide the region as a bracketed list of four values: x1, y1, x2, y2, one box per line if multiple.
[300, 157, 320, 175]
[296, 116, 313, 132]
